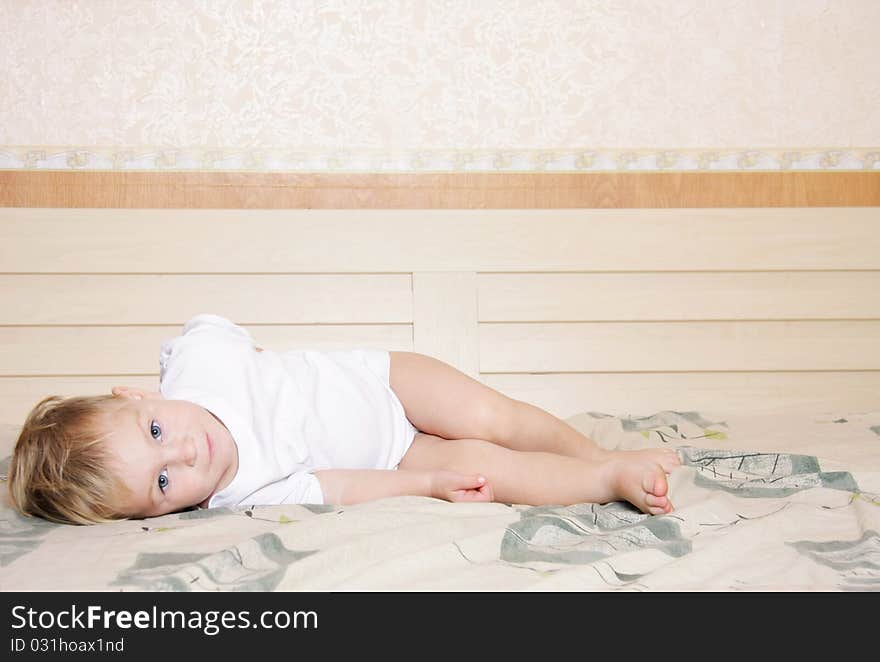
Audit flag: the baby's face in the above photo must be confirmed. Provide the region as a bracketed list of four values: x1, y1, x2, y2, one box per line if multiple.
[102, 389, 238, 518]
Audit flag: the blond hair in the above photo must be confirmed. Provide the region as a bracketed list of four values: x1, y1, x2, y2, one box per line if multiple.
[8, 394, 131, 525]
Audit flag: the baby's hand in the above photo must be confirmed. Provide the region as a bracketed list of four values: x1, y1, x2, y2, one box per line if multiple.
[431, 471, 494, 503]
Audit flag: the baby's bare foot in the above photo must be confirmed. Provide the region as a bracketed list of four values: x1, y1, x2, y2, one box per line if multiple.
[603, 449, 681, 515]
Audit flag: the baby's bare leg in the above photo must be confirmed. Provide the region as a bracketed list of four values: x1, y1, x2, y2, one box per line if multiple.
[399, 433, 678, 515]
[390, 351, 605, 460]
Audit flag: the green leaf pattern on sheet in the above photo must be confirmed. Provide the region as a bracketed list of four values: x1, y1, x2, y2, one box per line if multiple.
[0, 505, 62, 567]
[628, 411, 729, 443]
[501, 501, 691, 569]
[680, 446, 860, 498]
[112, 532, 317, 591]
[788, 530, 880, 590]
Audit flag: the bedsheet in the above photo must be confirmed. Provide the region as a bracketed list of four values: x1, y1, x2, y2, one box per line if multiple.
[2, 409, 878, 591]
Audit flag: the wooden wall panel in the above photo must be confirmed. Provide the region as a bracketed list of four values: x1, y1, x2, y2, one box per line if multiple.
[0, 274, 412, 324]
[480, 321, 880, 373]
[482, 372, 880, 419]
[478, 272, 880, 321]
[412, 272, 479, 377]
[2, 208, 878, 272]
[1, 178, 878, 421]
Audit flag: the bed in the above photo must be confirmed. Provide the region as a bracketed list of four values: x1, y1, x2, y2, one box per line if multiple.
[1, 205, 878, 591]
[2, 408, 879, 590]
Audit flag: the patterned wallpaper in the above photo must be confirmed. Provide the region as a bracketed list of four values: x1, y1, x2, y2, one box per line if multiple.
[1, 0, 878, 171]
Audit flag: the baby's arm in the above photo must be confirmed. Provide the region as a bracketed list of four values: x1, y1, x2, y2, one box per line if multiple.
[312, 469, 493, 505]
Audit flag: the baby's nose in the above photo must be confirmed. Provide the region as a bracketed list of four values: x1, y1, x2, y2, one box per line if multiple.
[168, 436, 197, 466]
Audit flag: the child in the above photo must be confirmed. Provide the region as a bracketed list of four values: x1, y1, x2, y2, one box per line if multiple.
[8, 314, 680, 525]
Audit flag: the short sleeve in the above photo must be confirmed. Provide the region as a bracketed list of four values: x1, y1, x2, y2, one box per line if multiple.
[243, 470, 325, 506]
[279, 472, 325, 505]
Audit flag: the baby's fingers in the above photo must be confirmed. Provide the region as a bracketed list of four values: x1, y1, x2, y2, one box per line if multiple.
[450, 474, 493, 502]
[475, 480, 494, 502]
[447, 473, 484, 490]
[450, 488, 492, 502]
[470, 474, 488, 489]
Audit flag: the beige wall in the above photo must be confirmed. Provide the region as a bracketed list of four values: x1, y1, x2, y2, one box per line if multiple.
[1, 0, 878, 171]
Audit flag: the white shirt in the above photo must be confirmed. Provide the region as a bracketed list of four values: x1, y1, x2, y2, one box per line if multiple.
[159, 314, 417, 506]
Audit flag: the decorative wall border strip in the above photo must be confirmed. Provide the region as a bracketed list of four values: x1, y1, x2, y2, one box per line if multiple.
[2, 171, 878, 208]
[1, 147, 878, 172]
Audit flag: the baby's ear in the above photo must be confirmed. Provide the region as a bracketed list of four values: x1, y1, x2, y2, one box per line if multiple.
[111, 386, 162, 400]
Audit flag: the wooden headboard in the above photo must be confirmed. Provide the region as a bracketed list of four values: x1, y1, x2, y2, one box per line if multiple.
[1, 186, 878, 424]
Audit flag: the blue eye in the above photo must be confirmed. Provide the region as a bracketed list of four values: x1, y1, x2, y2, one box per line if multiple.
[158, 469, 169, 492]
[150, 421, 162, 441]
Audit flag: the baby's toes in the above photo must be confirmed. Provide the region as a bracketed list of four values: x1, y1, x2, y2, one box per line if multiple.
[643, 472, 668, 498]
[646, 493, 674, 516]
[659, 449, 682, 472]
